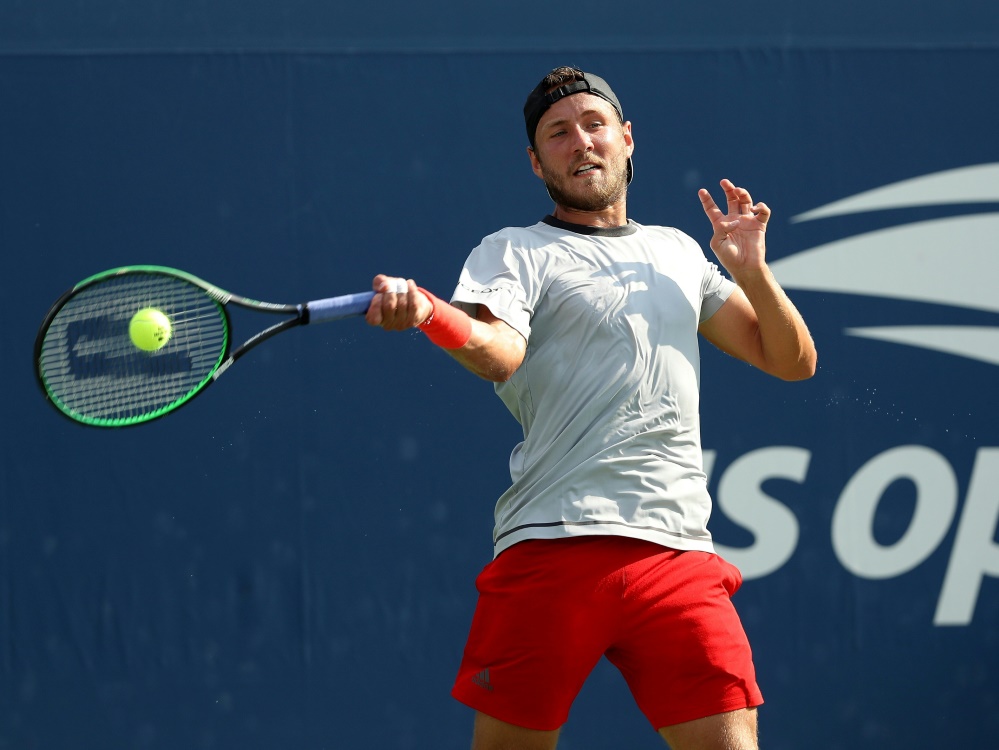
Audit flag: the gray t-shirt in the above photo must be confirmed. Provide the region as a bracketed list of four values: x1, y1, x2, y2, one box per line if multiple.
[452, 217, 736, 556]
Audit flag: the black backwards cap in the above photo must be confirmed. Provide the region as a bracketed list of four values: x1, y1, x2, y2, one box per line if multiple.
[523, 68, 632, 184]
[523, 69, 624, 150]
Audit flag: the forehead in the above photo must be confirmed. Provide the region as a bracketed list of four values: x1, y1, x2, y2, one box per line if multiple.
[536, 92, 619, 130]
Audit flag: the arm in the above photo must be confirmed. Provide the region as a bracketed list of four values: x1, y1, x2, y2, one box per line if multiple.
[365, 274, 526, 383]
[448, 304, 527, 382]
[697, 180, 817, 381]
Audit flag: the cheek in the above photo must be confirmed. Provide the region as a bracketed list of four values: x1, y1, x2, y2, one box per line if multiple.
[529, 151, 546, 177]
[531, 146, 561, 176]
[603, 131, 629, 152]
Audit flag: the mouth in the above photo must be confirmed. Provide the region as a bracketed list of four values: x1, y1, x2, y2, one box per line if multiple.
[573, 163, 601, 177]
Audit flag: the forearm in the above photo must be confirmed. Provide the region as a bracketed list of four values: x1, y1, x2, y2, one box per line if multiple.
[444, 315, 526, 382]
[733, 266, 817, 381]
[418, 292, 526, 382]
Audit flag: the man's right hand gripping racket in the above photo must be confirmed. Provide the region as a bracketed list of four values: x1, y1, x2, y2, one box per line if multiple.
[34, 265, 377, 428]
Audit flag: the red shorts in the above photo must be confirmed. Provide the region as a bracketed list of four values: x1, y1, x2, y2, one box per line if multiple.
[451, 536, 763, 731]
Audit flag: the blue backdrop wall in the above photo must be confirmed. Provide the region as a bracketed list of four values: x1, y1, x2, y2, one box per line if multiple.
[2, 2, 998, 748]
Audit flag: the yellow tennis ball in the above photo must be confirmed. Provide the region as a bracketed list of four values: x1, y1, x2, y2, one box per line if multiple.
[129, 307, 172, 351]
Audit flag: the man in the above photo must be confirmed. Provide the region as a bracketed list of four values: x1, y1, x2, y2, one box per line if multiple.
[365, 67, 816, 750]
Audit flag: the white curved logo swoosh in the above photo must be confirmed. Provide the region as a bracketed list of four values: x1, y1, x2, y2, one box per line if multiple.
[790, 162, 999, 223]
[770, 164, 999, 365]
[770, 213, 999, 313]
[845, 326, 999, 367]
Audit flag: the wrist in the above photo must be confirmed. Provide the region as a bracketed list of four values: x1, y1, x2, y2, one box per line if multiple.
[417, 288, 472, 349]
[730, 264, 772, 288]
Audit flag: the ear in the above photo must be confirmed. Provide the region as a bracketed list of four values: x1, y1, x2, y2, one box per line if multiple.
[527, 146, 545, 180]
[623, 121, 634, 158]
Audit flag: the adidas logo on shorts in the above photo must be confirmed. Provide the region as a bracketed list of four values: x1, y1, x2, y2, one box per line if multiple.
[472, 668, 494, 692]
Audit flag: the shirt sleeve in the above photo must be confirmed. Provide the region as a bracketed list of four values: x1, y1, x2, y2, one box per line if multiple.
[450, 230, 537, 341]
[699, 259, 737, 323]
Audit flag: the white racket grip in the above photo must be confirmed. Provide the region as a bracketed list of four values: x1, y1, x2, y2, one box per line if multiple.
[306, 291, 375, 323]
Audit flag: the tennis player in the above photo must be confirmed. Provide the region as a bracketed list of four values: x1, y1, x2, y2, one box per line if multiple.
[366, 66, 816, 750]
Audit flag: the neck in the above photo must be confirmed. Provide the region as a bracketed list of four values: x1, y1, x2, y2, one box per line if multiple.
[551, 200, 628, 228]
[552, 198, 628, 228]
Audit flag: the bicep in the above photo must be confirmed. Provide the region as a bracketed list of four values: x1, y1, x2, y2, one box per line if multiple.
[697, 288, 766, 370]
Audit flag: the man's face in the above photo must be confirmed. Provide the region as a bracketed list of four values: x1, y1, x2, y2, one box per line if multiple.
[528, 93, 634, 212]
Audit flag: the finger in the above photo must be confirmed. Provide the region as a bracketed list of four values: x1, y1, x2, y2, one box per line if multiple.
[711, 216, 737, 244]
[399, 279, 430, 315]
[365, 292, 385, 326]
[374, 276, 411, 329]
[698, 188, 723, 218]
[738, 188, 753, 214]
[377, 276, 409, 295]
[722, 180, 740, 215]
[369, 275, 400, 328]
[384, 284, 410, 330]
[754, 201, 771, 225]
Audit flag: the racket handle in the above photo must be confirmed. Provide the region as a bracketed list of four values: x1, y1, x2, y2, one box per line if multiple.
[306, 291, 376, 323]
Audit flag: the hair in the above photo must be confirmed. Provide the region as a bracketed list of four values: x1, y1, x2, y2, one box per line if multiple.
[539, 66, 587, 90]
[535, 66, 625, 127]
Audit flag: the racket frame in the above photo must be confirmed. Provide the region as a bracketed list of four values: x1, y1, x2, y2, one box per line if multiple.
[34, 265, 369, 427]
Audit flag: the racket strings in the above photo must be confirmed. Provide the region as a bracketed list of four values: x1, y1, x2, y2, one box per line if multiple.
[38, 273, 229, 425]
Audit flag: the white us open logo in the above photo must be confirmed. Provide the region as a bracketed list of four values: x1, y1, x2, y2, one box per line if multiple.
[707, 163, 999, 627]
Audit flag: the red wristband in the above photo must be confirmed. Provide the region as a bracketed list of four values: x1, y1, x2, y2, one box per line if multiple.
[417, 288, 472, 349]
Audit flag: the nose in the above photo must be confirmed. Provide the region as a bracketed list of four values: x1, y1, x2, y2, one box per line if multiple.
[569, 124, 594, 152]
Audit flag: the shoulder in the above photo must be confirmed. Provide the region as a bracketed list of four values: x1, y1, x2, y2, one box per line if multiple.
[478, 221, 553, 248]
[632, 221, 701, 249]
[627, 222, 712, 269]
[465, 222, 563, 270]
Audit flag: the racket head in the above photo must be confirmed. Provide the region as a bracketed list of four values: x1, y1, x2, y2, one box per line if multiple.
[35, 266, 231, 427]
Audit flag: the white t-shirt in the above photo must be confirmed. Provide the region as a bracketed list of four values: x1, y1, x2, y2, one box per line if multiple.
[451, 216, 736, 557]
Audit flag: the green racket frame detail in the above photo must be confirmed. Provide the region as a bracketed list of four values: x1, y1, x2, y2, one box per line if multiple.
[35, 266, 232, 428]
[36, 264, 375, 428]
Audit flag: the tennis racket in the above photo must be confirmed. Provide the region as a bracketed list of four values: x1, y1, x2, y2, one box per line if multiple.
[34, 265, 376, 428]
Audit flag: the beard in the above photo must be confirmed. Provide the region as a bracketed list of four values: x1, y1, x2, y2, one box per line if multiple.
[538, 153, 630, 212]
